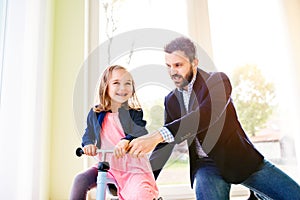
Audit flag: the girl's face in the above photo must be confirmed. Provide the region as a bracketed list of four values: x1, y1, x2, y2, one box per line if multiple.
[108, 69, 133, 110]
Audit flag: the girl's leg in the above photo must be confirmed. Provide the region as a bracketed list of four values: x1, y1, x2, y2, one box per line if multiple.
[242, 159, 300, 200]
[70, 167, 98, 200]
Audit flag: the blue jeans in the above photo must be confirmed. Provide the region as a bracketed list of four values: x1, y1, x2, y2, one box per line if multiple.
[194, 159, 300, 200]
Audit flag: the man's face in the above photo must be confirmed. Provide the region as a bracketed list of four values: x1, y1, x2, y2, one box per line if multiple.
[165, 50, 196, 90]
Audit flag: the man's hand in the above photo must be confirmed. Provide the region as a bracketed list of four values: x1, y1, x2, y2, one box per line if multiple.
[128, 131, 164, 158]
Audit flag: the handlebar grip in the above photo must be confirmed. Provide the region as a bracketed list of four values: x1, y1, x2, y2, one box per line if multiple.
[76, 147, 84, 157]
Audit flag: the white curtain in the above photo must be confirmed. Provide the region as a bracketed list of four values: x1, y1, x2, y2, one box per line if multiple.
[0, 0, 52, 199]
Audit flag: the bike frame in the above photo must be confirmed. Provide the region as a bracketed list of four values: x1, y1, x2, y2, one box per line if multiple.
[76, 148, 118, 200]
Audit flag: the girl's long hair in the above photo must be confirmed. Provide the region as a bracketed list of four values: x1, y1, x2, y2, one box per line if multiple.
[93, 65, 141, 113]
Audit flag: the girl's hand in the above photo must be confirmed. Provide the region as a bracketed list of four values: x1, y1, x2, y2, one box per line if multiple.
[128, 131, 164, 158]
[114, 139, 130, 158]
[83, 144, 97, 156]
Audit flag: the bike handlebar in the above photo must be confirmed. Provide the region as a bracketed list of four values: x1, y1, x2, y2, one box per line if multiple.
[76, 147, 114, 160]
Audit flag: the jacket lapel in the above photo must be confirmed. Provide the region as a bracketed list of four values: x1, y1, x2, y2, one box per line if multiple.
[188, 69, 209, 111]
[174, 89, 187, 115]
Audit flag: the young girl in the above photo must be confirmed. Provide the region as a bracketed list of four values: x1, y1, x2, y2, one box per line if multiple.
[70, 65, 159, 200]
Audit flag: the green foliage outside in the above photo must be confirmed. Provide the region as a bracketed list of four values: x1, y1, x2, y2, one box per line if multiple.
[142, 99, 165, 133]
[231, 64, 276, 136]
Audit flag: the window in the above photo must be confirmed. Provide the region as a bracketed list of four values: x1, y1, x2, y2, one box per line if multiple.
[83, 0, 192, 198]
[98, 0, 188, 43]
[98, 0, 191, 188]
[208, 0, 300, 181]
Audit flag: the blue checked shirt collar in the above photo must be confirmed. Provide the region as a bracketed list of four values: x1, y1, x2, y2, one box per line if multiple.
[178, 74, 197, 111]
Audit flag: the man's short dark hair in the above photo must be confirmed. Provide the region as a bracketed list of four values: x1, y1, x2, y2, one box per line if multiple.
[164, 37, 196, 62]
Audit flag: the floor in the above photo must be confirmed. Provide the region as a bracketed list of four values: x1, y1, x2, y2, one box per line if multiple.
[89, 184, 251, 200]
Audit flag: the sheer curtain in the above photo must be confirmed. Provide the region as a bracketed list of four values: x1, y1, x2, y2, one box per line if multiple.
[0, 0, 53, 199]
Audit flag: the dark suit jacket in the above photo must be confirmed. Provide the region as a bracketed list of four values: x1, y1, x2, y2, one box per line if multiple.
[82, 107, 148, 148]
[150, 68, 263, 185]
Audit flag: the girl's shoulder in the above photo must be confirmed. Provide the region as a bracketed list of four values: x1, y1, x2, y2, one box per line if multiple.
[118, 107, 144, 119]
[128, 108, 144, 115]
[87, 106, 107, 119]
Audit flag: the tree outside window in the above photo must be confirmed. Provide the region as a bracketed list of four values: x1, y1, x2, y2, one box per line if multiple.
[231, 64, 276, 137]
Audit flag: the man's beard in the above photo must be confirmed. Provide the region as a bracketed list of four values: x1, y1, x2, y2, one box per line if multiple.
[172, 66, 194, 89]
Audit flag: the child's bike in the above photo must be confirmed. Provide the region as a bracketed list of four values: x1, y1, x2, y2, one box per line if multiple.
[76, 147, 118, 200]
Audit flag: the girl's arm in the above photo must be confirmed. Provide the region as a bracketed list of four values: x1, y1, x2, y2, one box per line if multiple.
[81, 108, 97, 147]
[83, 144, 97, 156]
[129, 109, 149, 137]
[120, 109, 149, 140]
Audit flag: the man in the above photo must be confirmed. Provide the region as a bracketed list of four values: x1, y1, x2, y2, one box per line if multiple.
[128, 37, 300, 199]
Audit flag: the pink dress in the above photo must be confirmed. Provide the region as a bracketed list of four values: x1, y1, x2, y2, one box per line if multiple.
[95, 112, 159, 200]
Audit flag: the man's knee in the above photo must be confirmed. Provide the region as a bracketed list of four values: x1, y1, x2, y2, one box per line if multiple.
[194, 168, 230, 200]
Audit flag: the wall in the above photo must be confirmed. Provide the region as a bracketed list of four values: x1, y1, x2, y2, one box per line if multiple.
[50, 0, 85, 199]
